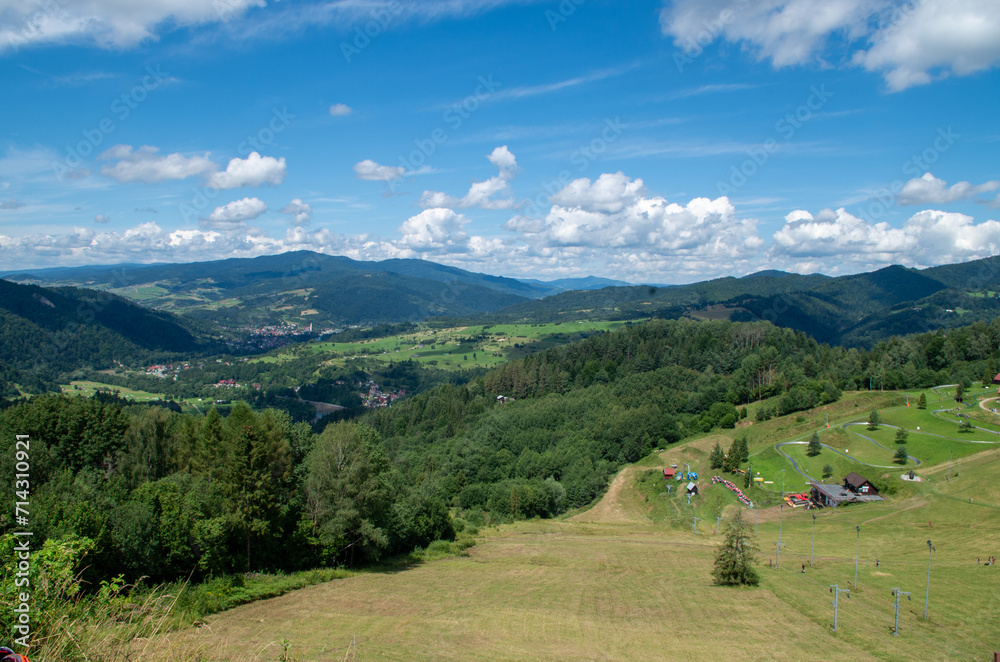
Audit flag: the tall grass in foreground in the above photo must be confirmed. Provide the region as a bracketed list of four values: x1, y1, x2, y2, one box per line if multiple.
[2, 534, 473, 661]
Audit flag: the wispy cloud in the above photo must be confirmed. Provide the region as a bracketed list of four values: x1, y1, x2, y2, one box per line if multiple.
[489, 63, 641, 103]
[668, 83, 766, 100]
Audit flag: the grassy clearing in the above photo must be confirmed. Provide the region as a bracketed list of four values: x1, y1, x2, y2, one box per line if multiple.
[59, 381, 223, 415]
[61, 380, 166, 401]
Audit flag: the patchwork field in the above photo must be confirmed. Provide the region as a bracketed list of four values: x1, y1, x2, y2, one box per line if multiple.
[253, 321, 629, 371]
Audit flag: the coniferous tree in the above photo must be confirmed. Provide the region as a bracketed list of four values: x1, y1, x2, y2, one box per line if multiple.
[709, 442, 724, 470]
[735, 436, 750, 465]
[868, 409, 881, 430]
[711, 508, 759, 586]
[894, 445, 909, 464]
[895, 427, 909, 444]
[807, 432, 822, 457]
[822, 463, 834, 479]
[917, 393, 927, 410]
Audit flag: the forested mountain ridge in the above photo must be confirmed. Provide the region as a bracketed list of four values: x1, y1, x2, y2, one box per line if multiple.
[490, 260, 1000, 346]
[0, 279, 220, 393]
[2, 251, 544, 327]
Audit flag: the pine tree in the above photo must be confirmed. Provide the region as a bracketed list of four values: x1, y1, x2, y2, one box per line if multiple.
[956, 381, 966, 403]
[868, 409, 881, 430]
[894, 445, 908, 464]
[711, 508, 759, 586]
[807, 432, 822, 457]
[895, 427, 909, 444]
[822, 463, 834, 479]
[709, 442, 724, 470]
[917, 393, 926, 410]
[735, 436, 750, 465]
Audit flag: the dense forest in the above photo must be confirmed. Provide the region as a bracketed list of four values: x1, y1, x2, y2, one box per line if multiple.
[0, 396, 453, 586]
[3, 315, 1000, 592]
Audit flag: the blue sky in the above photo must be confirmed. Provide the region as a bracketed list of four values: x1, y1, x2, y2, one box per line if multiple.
[1, 0, 999, 283]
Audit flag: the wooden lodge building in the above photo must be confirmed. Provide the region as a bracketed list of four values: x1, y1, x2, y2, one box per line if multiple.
[810, 471, 884, 508]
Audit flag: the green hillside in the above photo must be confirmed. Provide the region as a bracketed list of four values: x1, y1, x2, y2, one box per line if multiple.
[0, 279, 219, 392]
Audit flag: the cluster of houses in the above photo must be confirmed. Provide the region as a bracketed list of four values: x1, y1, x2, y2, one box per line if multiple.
[223, 322, 326, 352]
[213, 378, 262, 390]
[360, 381, 405, 409]
[145, 362, 196, 377]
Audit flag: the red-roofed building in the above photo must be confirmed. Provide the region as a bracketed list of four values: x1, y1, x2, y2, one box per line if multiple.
[663, 467, 676, 479]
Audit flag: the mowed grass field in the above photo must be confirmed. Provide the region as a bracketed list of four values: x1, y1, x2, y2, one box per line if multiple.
[147, 394, 1000, 662]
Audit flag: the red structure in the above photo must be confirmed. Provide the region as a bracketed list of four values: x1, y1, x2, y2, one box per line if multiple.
[663, 467, 676, 479]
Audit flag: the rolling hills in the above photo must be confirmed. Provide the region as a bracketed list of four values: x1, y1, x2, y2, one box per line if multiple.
[8, 251, 1000, 346]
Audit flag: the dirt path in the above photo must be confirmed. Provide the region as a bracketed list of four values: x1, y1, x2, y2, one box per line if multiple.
[569, 466, 643, 525]
[978, 396, 998, 411]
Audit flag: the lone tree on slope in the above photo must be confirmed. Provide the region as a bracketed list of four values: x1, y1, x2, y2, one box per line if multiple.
[894, 445, 909, 465]
[917, 393, 927, 410]
[807, 432, 822, 457]
[868, 409, 881, 430]
[712, 509, 760, 587]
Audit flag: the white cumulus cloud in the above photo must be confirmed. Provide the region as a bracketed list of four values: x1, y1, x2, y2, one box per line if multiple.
[354, 159, 406, 182]
[207, 152, 286, 189]
[99, 145, 215, 184]
[771, 206, 1000, 269]
[661, 0, 1000, 91]
[329, 103, 352, 116]
[897, 172, 1000, 206]
[279, 198, 312, 226]
[397, 208, 470, 252]
[205, 197, 268, 228]
[0, 0, 266, 52]
[419, 146, 519, 210]
[853, 0, 1000, 91]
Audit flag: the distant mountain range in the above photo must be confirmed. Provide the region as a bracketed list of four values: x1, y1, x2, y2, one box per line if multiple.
[489, 258, 1000, 346]
[0, 252, 633, 328]
[5, 250, 1000, 347]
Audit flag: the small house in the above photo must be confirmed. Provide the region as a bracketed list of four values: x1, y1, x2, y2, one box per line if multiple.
[992, 372, 1000, 385]
[663, 467, 676, 479]
[843, 472, 879, 496]
[686, 482, 698, 496]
